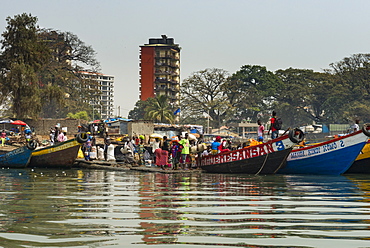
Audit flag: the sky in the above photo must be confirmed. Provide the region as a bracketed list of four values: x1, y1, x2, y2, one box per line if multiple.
[1, 0, 370, 118]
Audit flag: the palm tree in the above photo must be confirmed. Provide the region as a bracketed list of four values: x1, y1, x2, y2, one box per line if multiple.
[145, 95, 175, 124]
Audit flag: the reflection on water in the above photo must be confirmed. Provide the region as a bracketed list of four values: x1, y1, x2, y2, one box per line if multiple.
[1, 168, 370, 247]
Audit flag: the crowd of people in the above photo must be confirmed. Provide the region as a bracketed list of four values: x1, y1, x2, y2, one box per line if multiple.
[0, 126, 34, 146]
[49, 126, 68, 146]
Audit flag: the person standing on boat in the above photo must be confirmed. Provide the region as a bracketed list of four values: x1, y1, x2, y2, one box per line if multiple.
[352, 120, 360, 133]
[257, 119, 264, 142]
[268, 111, 278, 139]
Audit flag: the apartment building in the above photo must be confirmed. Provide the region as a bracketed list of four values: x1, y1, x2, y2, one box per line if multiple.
[139, 35, 181, 106]
[79, 71, 114, 120]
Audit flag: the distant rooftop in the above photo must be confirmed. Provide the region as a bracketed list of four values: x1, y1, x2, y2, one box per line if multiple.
[143, 34, 179, 47]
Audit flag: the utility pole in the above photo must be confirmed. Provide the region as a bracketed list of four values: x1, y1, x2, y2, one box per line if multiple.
[207, 109, 210, 134]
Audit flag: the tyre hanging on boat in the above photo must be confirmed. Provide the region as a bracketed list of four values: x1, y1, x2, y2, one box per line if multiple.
[26, 139, 38, 150]
[288, 128, 304, 143]
[362, 123, 370, 137]
[76, 132, 89, 143]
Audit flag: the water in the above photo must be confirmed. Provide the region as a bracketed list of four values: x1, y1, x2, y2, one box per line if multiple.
[1, 168, 370, 248]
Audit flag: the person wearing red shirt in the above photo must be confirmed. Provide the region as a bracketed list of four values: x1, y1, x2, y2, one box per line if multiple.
[268, 111, 278, 139]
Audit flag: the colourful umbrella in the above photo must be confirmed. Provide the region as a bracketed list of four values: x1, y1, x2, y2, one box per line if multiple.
[11, 120, 27, 126]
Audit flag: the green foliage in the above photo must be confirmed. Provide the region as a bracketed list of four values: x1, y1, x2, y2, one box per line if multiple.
[0, 13, 49, 118]
[274, 68, 339, 126]
[145, 95, 174, 124]
[178, 61, 370, 129]
[329, 54, 370, 123]
[66, 111, 89, 120]
[0, 13, 101, 119]
[128, 99, 151, 120]
[129, 96, 175, 124]
[226, 65, 283, 124]
[37, 29, 101, 118]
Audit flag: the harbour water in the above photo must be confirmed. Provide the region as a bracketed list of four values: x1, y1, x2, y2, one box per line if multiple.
[1, 168, 370, 248]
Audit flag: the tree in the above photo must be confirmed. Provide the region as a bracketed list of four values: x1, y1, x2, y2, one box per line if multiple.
[225, 65, 284, 123]
[0, 13, 50, 118]
[128, 99, 151, 120]
[145, 95, 174, 124]
[66, 111, 89, 120]
[274, 68, 339, 126]
[180, 68, 230, 128]
[37, 29, 101, 118]
[0, 14, 101, 119]
[329, 54, 370, 123]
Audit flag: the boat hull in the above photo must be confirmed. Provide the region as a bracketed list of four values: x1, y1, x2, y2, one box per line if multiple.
[200, 148, 293, 174]
[199, 131, 302, 175]
[0, 146, 33, 168]
[29, 139, 82, 168]
[345, 141, 370, 173]
[278, 130, 369, 175]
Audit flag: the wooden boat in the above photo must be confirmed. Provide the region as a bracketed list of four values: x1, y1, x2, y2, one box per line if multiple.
[278, 124, 370, 175]
[198, 128, 304, 174]
[0, 141, 37, 168]
[345, 140, 370, 173]
[28, 133, 88, 168]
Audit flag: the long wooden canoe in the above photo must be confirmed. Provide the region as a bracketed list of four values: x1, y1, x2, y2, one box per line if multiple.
[198, 128, 304, 175]
[28, 133, 88, 168]
[278, 125, 370, 175]
[0, 141, 37, 168]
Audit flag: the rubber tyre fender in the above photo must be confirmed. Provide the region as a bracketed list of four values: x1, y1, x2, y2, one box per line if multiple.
[362, 123, 370, 137]
[76, 132, 89, 143]
[27, 139, 38, 150]
[288, 128, 304, 143]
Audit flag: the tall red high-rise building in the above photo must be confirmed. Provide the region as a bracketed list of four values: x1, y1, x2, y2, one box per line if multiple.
[139, 35, 181, 107]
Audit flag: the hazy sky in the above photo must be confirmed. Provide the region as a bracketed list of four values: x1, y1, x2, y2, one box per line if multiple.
[1, 0, 370, 117]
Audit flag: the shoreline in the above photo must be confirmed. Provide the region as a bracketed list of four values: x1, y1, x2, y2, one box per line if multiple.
[73, 159, 203, 173]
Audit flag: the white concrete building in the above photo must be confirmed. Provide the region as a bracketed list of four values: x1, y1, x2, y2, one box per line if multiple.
[80, 71, 114, 120]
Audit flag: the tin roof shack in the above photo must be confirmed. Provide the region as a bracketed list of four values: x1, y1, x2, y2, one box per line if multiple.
[107, 119, 154, 138]
[128, 120, 154, 138]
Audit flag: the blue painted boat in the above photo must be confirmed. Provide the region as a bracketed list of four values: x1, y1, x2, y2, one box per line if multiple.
[0, 141, 37, 168]
[278, 125, 370, 175]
